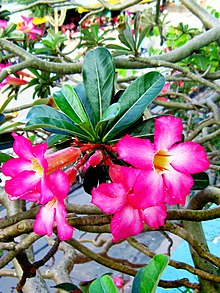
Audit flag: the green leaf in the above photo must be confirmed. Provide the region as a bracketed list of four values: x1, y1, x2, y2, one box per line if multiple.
[102, 72, 165, 142]
[95, 103, 120, 133]
[191, 172, 210, 190]
[82, 47, 115, 124]
[132, 254, 169, 293]
[51, 282, 82, 292]
[89, 275, 118, 293]
[53, 85, 95, 138]
[0, 152, 12, 163]
[26, 105, 91, 140]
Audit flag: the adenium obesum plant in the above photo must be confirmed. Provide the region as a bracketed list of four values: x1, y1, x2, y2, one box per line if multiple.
[17, 16, 43, 40]
[2, 115, 209, 242]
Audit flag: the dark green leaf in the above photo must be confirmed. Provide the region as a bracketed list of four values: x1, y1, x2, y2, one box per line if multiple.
[102, 72, 165, 141]
[89, 275, 118, 293]
[53, 85, 95, 138]
[74, 83, 95, 126]
[51, 282, 82, 292]
[0, 152, 12, 163]
[132, 254, 169, 293]
[82, 47, 115, 124]
[191, 172, 210, 190]
[95, 103, 120, 133]
[83, 166, 109, 195]
[0, 133, 14, 150]
[26, 105, 90, 140]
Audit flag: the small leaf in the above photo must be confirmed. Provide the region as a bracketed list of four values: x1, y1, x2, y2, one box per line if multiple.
[95, 103, 120, 134]
[191, 172, 210, 190]
[89, 275, 118, 293]
[132, 254, 169, 293]
[51, 282, 82, 292]
[0, 152, 12, 163]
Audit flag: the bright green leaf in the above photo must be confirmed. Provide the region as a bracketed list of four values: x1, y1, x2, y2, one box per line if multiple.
[89, 275, 118, 293]
[132, 254, 169, 293]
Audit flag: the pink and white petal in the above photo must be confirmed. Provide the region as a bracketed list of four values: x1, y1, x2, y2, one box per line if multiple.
[142, 205, 167, 228]
[34, 203, 55, 237]
[5, 170, 40, 197]
[91, 183, 127, 214]
[154, 116, 183, 150]
[12, 132, 34, 160]
[116, 134, 155, 170]
[163, 168, 194, 206]
[111, 205, 144, 242]
[55, 201, 74, 241]
[2, 158, 32, 177]
[169, 142, 209, 174]
[131, 170, 164, 209]
[48, 170, 70, 200]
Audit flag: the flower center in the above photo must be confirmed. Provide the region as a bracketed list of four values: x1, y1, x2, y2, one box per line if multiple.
[153, 150, 172, 173]
[32, 158, 44, 176]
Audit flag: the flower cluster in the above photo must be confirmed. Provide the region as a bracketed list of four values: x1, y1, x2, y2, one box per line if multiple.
[2, 133, 81, 240]
[91, 116, 209, 242]
[2, 116, 209, 242]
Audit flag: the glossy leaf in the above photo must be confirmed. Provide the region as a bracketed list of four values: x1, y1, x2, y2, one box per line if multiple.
[51, 282, 82, 292]
[26, 105, 91, 140]
[102, 72, 165, 141]
[132, 254, 169, 293]
[95, 103, 120, 133]
[89, 275, 118, 293]
[53, 85, 95, 138]
[0, 152, 12, 163]
[82, 47, 115, 124]
[191, 172, 210, 190]
[74, 83, 95, 126]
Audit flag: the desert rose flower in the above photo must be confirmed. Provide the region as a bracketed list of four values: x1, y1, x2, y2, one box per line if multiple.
[18, 16, 43, 40]
[91, 164, 167, 242]
[34, 170, 74, 241]
[0, 19, 8, 29]
[116, 116, 209, 207]
[2, 133, 81, 203]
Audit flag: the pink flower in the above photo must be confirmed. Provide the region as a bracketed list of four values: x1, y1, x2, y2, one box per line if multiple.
[34, 170, 74, 241]
[84, 150, 104, 171]
[0, 19, 8, 29]
[116, 116, 209, 207]
[113, 276, 124, 288]
[0, 63, 29, 88]
[18, 16, 43, 40]
[2, 133, 81, 203]
[2, 132, 49, 201]
[91, 164, 167, 242]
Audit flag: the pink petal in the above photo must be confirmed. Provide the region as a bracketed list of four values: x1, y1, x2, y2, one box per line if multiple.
[55, 201, 74, 240]
[163, 168, 194, 205]
[39, 175, 55, 204]
[2, 158, 32, 177]
[131, 169, 164, 209]
[116, 134, 155, 169]
[109, 165, 140, 191]
[5, 170, 40, 197]
[91, 183, 127, 214]
[48, 170, 70, 200]
[34, 203, 55, 237]
[12, 133, 34, 160]
[111, 204, 144, 242]
[142, 205, 167, 228]
[154, 116, 183, 150]
[169, 142, 209, 174]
